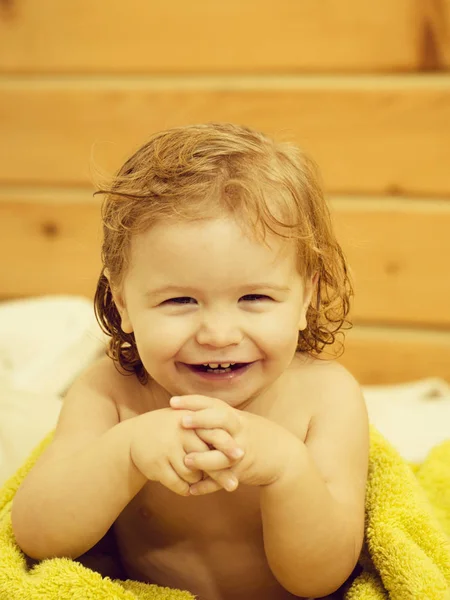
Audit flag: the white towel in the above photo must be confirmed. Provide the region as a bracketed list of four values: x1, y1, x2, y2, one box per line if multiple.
[363, 378, 450, 463]
[0, 387, 62, 485]
[0, 295, 107, 395]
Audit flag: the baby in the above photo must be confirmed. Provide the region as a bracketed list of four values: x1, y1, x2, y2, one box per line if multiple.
[12, 123, 369, 600]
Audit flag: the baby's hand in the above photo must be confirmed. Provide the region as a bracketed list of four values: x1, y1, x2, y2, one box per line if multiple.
[184, 426, 245, 494]
[170, 395, 300, 496]
[130, 408, 242, 496]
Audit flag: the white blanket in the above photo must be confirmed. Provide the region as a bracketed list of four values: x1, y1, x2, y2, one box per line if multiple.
[0, 295, 107, 396]
[0, 296, 106, 483]
[363, 378, 450, 463]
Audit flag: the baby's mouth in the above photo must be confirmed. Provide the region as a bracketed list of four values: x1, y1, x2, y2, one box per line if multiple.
[187, 362, 250, 374]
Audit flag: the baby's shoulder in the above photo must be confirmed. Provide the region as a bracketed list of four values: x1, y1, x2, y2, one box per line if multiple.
[289, 353, 356, 385]
[80, 355, 148, 421]
[277, 355, 363, 427]
[293, 354, 360, 399]
[82, 354, 132, 393]
[265, 355, 366, 447]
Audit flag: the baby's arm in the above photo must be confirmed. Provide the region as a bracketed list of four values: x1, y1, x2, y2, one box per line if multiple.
[12, 360, 239, 561]
[260, 363, 369, 598]
[11, 361, 147, 560]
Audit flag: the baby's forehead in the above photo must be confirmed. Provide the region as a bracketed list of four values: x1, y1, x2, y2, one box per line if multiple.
[127, 218, 300, 285]
[132, 216, 296, 260]
[122, 219, 308, 299]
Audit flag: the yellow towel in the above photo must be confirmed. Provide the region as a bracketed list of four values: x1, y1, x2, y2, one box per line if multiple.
[0, 426, 449, 600]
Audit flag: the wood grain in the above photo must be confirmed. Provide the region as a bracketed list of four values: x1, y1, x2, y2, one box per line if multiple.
[331, 197, 450, 328]
[0, 191, 102, 299]
[0, 0, 439, 73]
[338, 325, 450, 384]
[1, 77, 450, 195]
[1, 190, 449, 327]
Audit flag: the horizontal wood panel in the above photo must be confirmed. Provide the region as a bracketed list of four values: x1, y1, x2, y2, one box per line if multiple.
[1, 191, 449, 328]
[1, 77, 450, 196]
[331, 198, 450, 328]
[337, 325, 450, 385]
[0, 0, 441, 73]
[0, 194, 102, 299]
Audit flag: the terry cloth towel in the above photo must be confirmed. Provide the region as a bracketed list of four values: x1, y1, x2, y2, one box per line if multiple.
[0, 426, 449, 600]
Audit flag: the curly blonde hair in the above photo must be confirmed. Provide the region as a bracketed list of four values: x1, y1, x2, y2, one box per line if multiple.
[94, 122, 353, 384]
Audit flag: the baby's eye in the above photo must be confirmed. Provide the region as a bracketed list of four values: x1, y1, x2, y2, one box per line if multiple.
[240, 294, 273, 302]
[164, 297, 197, 305]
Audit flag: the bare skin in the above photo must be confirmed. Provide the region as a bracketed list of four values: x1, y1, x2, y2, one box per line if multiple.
[12, 351, 365, 599]
[100, 353, 342, 600]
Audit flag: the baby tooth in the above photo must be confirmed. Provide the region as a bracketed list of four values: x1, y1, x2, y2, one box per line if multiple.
[200, 362, 236, 368]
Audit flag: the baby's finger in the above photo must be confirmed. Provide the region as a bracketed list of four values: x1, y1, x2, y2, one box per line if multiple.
[206, 469, 239, 492]
[171, 457, 203, 485]
[182, 427, 211, 455]
[209, 468, 239, 492]
[189, 477, 223, 496]
[195, 428, 244, 460]
[171, 395, 222, 411]
[182, 408, 240, 435]
[185, 450, 232, 471]
[160, 465, 192, 497]
[193, 470, 239, 494]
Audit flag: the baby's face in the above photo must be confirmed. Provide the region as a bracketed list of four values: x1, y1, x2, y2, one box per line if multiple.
[116, 217, 314, 407]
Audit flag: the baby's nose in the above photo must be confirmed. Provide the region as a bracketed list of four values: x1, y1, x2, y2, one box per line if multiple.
[195, 314, 243, 347]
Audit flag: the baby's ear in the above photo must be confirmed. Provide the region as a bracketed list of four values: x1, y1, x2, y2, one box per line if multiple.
[104, 269, 133, 334]
[298, 272, 319, 331]
[307, 271, 319, 305]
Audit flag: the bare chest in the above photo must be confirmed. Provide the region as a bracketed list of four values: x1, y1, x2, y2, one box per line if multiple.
[113, 482, 294, 599]
[116, 479, 262, 551]
[110, 355, 321, 598]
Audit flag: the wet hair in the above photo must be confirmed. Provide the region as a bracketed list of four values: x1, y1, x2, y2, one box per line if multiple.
[94, 122, 353, 384]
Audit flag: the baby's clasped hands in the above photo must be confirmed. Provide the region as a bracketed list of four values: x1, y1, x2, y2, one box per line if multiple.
[170, 395, 302, 496]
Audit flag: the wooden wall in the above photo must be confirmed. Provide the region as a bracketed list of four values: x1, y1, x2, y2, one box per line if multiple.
[1, 0, 449, 384]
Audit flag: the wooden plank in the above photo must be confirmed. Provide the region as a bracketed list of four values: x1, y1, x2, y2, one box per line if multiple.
[1, 190, 449, 329]
[1, 77, 450, 195]
[0, 192, 102, 299]
[0, 0, 430, 74]
[331, 198, 450, 328]
[337, 325, 450, 385]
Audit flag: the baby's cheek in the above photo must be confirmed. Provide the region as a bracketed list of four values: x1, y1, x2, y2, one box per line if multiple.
[134, 317, 191, 361]
[258, 317, 298, 350]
